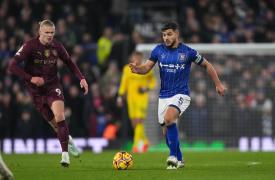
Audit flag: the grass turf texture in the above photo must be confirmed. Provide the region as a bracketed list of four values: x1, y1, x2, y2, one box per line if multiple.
[3, 151, 275, 180]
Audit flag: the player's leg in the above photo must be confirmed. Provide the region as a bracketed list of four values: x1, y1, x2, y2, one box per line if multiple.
[135, 100, 149, 153]
[130, 100, 149, 153]
[0, 153, 13, 180]
[158, 98, 177, 169]
[128, 102, 139, 153]
[48, 119, 80, 157]
[163, 126, 183, 168]
[163, 122, 183, 168]
[137, 119, 149, 153]
[132, 118, 148, 153]
[51, 100, 70, 167]
[164, 107, 180, 169]
[169, 95, 191, 168]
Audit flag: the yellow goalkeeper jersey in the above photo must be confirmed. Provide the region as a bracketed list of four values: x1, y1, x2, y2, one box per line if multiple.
[118, 65, 157, 119]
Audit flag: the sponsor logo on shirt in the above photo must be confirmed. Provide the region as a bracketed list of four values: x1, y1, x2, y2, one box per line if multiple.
[159, 62, 185, 72]
[34, 59, 57, 65]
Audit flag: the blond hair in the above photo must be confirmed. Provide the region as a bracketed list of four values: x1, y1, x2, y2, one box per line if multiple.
[39, 19, 55, 28]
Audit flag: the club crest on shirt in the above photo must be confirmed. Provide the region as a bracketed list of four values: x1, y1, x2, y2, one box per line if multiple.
[52, 49, 57, 56]
[178, 53, 185, 61]
[44, 49, 50, 57]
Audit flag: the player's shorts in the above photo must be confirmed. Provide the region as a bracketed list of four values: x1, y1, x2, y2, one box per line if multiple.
[158, 94, 191, 126]
[26, 82, 64, 121]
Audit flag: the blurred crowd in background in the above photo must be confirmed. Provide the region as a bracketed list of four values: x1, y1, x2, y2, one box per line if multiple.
[181, 55, 275, 139]
[0, 0, 274, 140]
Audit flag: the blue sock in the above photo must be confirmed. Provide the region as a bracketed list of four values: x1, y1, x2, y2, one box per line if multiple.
[167, 132, 183, 160]
[166, 123, 179, 157]
[177, 143, 182, 161]
[165, 133, 170, 150]
[166, 133, 182, 160]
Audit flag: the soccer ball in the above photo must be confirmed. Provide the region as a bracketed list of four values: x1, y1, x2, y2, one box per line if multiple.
[113, 151, 133, 170]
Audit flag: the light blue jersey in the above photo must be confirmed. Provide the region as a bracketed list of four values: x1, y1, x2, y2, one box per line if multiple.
[149, 43, 203, 98]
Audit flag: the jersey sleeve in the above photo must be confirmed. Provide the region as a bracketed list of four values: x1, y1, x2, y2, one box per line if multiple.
[188, 47, 204, 65]
[149, 46, 159, 62]
[57, 43, 85, 81]
[8, 43, 32, 81]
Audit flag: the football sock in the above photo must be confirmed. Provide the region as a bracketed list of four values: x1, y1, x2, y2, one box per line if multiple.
[165, 133, 171, 155]
[166, 123, 179, 157]
[57, 120, 69, 152]
[177, 143, 183, 161]
[133, 123, 139, 148]
[138, 123, 148, 144]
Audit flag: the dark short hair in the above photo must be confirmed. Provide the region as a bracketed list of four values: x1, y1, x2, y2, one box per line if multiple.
[161, 22, 179, 31]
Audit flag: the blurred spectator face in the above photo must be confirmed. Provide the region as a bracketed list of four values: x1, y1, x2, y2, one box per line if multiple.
[69, 85, 79, 98]
[162, 29, 179, 48]
[107, 61, 118, 73]
[39, 24, 55, 45]
[195, 94, 206, 107]
[21, 111, 31, 123]
[129, 52, 143, 65]
[131, 31, 143, 44]
[103, 27, 113, 39]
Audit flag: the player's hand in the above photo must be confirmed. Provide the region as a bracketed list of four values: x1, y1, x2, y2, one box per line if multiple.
[129, 62, 139, 73]
[80, 79, 88, 95]
[216, 83, 226, 96]
[31, 77, 45, 86]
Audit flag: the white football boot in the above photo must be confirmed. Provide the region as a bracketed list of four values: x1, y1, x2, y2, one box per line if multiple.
[177, 160, 185, 168]
[0, 156, 14, 180]
[60, 152, 70, 167]
[68, 135, 80, 157]
[166, 156, 178, 170]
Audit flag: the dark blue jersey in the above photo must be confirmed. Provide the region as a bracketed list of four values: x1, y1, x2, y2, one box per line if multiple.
[149, 43, 203, 98]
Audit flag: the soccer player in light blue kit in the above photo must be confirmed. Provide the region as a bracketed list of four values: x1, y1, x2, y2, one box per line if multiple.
[129, 22, 226, 169]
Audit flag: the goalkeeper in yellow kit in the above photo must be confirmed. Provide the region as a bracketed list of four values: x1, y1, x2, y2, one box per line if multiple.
[117, 51, 157, 153]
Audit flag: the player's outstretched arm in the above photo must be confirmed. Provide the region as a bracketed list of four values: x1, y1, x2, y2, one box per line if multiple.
[58, 43, 88, 95]
[200, 59, 226, 96]
[129, 60, 155, 75]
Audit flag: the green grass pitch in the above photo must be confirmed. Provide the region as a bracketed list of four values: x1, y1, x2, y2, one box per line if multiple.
[3, 151, 275, 180]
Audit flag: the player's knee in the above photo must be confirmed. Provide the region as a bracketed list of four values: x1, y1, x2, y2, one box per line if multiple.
[164, 114, 176, 126]
[54, 113, 65, 122]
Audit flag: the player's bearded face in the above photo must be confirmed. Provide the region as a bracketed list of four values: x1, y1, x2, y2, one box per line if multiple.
[39, 25, 55, 45]
[162, 29, 179, 48]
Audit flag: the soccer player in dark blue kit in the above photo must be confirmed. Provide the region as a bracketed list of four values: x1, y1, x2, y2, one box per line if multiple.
[8, 20, 89, 167]
[129, 22, 226, 169]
